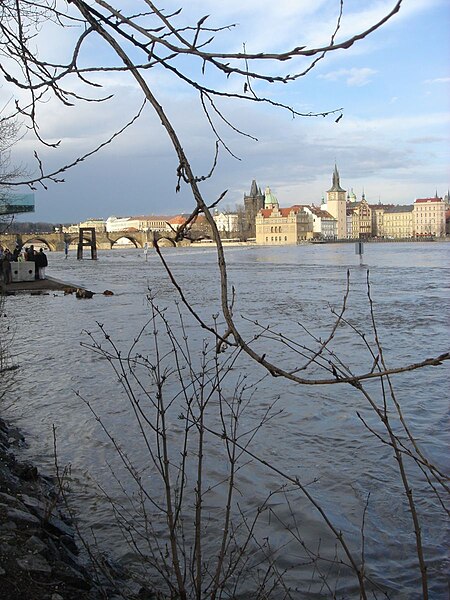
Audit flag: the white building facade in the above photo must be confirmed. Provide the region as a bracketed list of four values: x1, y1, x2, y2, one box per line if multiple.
[213, 211, 239, 233]
[413, 197, 446, 237]
[308, 206, 337, 239]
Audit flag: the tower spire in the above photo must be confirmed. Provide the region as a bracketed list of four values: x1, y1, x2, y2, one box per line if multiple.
[327, 164, 345, 193]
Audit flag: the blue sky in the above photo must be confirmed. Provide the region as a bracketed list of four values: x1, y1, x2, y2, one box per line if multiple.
[3, 0, 449, 223]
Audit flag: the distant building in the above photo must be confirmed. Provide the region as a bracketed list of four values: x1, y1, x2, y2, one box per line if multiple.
[137, 215, 171, 231]
[106, 216, 133, 232]
[256, 204, 313, 245]
[371, 203, 395, 238]
[166, 214, 211, 239]
[79, 218, 106, 232]
[104, 215, 170, 233]
[413, 197, 446, 237]
[383, 205, 414, 238]
[166, 215, 187, 232]
[346, 205, 354, 238]
[308, 206, 337, 239]
[325, 165, 347, 239]
[62, 224, 79, 234]
[350, 193, 372, 239]
[243, 180, 264, 238]
[264, 186, 279, 210]
[213, 211, 239, 234]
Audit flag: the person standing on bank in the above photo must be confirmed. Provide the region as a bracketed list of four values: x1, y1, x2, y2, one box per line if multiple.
[1, 248, 13, 284]
[35, 248, 48, 280]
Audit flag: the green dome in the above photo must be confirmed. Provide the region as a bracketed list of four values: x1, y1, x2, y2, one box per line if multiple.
[264, 186, 278, 207]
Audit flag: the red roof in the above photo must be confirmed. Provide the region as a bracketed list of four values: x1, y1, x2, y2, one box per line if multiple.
[259, 205, 305, 218]
[168, 215, 187, 225]
[167, 214, 207, 226]
[309, 207, 334, 219]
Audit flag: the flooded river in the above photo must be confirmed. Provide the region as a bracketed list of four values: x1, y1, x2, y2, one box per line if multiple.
[4, 242, 449, 599]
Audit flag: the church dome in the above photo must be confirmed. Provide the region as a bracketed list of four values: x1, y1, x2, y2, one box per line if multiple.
[264, 186, 278, 207]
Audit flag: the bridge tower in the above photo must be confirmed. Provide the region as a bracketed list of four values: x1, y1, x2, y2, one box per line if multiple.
[77, 227, 98, 260]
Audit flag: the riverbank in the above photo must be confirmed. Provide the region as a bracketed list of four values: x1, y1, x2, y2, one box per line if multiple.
[0, 417, 155, 599]
[2, 276, 78, 295]
[0, 416, 100, 599]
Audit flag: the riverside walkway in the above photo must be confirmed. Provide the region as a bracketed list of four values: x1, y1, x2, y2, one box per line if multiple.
[2, 276, 79, 295]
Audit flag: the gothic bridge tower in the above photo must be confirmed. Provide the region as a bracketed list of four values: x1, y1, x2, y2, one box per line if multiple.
[243, 179, 265, 238]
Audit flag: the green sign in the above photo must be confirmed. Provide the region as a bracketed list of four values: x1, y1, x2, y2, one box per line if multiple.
[0, 193, 35, 215]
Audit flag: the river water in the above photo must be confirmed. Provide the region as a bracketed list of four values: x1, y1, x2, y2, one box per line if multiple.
[4, 242, 449, 599]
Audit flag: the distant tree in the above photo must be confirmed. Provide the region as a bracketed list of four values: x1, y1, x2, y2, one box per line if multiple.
[8, 220, 55, 234]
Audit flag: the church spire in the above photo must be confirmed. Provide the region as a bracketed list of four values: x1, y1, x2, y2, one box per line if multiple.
[327, 164, 346, 193]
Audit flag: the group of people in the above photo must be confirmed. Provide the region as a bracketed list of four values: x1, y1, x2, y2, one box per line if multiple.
[0, 243, 48, 284]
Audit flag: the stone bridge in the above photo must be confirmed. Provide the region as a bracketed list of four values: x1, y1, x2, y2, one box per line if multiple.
[0, 230, 180, 252]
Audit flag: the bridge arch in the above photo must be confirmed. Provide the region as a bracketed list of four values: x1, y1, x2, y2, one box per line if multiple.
[64, 235, 82, 246]
[21, 236, 57, 252]
[157, 236, 176, 247]
[110, 235, 141, 248]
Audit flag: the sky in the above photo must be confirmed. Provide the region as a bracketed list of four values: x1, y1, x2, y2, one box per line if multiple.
[2, 0, 449, 223]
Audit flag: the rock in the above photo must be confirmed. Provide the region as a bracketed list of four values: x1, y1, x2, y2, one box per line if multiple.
[55, 539, 81, 568]
[24, 534, 48, 555]
[138, 587, 157, 599]
[15, 462, 39, 481]
[0, 492, 23, 507]
[52, 560, 91, 590]
[0, 464, 19, 489]
[103, 289, 114, 296]
[44, 513, 76, 538]
[7, 507, 40, 526]
[20, 493, 47, 513]
[60, 533, 80, 556]
[0, 417, 142, 599]
[16, 554, 52, 574]
[8, 434, 24, 447]
[76, 288, 94, 299]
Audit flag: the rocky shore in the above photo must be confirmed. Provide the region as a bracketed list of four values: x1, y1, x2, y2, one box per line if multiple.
[0, 417, 153, 600]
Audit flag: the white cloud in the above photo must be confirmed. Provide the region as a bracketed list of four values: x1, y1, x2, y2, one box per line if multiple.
[318, 68, 377, 87]
[423, 77, 450, 85]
